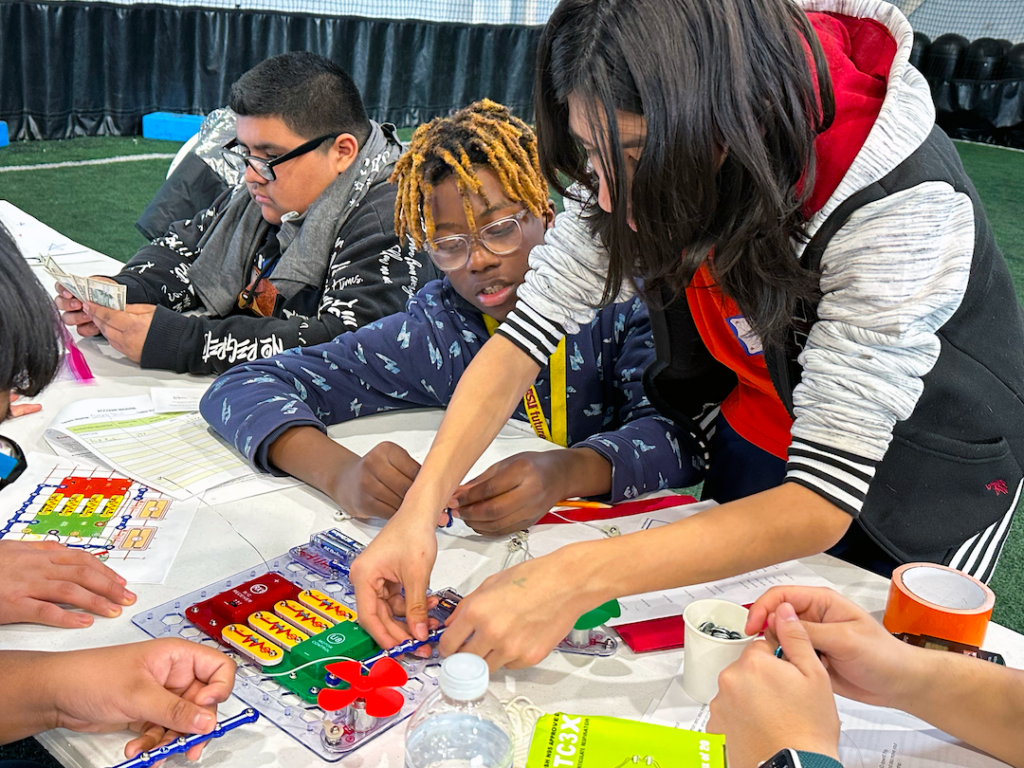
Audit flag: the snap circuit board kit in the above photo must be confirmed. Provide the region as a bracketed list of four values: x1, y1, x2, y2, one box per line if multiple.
[132, 529, 460, 761]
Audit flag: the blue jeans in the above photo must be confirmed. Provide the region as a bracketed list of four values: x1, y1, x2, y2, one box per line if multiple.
[700, 416, 786, 504]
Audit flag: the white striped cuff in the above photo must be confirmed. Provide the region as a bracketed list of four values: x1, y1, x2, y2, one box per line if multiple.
[495, 303, 567, 365]
[785, 439, 878, 516]
[946, 478, 1022, 583]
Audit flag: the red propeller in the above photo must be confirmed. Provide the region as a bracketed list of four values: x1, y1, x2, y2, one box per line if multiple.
[316, 657, 408, 717]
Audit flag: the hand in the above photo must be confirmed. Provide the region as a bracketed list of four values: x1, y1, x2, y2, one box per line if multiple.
[47, 639, 235, 761]
[54, 279, 108, 337]
[351, 511, 439, 648]
[332, 442, 421, 520]
[0, 540, 136, 628]
[450, 451, 568, 536]
[124, 679, 211, 765]
[438, 545, 594, 671]
[708, 602, 842, 767]
[745, 585, 918, 707]
[82, 303, 157, 363]
[7, 393, 42, 418]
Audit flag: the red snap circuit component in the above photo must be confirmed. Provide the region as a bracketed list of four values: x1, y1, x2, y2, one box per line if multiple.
[210, 574, 298, 623]
[188, 573, 300, 641]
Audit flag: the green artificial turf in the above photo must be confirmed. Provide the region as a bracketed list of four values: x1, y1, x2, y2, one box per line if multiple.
[954, 142, 1024, 301]
[1, 136, 183, 261]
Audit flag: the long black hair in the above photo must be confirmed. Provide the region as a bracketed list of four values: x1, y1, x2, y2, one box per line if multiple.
[0, 223, 62, 396]
[536, 0, 836, 346]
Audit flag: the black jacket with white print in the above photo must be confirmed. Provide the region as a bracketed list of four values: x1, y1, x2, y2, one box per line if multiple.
[112, 182, 435, 375]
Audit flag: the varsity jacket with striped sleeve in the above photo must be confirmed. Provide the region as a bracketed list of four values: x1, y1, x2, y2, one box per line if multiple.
[494, 0, 1024, 580]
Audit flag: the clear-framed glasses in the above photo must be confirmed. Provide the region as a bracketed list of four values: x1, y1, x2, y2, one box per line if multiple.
[220, 133, 339, 182]
[426, 209, 530, 272]
[0, 435, 26, 490]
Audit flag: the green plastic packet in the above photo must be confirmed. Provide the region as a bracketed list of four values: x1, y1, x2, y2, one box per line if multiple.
[526, 712, 727, 767]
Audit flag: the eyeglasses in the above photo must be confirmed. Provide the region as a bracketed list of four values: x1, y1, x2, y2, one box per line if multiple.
[0, 435, 26, 490]
[426, 209, 530, 272]
[220, 133, 339, 182]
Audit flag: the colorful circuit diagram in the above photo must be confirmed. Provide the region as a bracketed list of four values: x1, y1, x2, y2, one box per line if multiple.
[1, 471, 171, 556]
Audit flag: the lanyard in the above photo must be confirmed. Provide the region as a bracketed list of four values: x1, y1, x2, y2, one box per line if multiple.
[484, 315, 567, 447]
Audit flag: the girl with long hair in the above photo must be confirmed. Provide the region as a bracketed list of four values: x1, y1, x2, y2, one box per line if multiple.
[350, 0, 1024, 670]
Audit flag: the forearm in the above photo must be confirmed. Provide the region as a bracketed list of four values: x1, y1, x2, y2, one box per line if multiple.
[894, 649, 1024, 767]
[268, 427, 360, 495]
[399, 335, 540, 522]
[562, 482, 852, 608]
[554, 447, 612, 499]
[0, 652, 58, 743]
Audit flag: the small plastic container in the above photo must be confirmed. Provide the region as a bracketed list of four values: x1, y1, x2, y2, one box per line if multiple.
[681, 599, 756, 704]
[404, 653, 514, 768]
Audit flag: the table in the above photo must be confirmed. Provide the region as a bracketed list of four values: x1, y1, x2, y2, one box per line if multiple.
[2, 203, 1023, 768]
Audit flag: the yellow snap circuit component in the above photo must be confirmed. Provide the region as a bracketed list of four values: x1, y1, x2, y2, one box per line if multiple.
[222, 623, 285, 666]
[248, 610, 310, 649]
[297, 589, 357, 624]
[274, 599, 334, 635]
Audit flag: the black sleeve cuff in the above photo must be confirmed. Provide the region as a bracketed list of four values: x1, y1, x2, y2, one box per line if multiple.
[139, 306, 191, 372]
[112, 270, 161, 305]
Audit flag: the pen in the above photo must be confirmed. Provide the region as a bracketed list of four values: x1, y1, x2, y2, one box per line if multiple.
[555, 499, 613, 510]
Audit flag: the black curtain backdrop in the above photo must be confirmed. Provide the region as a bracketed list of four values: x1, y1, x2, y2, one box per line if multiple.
[932, 79, 1024, 148]
[0, 0, 543, 140]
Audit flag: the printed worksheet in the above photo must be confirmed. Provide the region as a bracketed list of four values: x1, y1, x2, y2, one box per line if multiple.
[45, 395, 297, 501]
[0, 453, 198, 583]
[525, 500, 832, 625]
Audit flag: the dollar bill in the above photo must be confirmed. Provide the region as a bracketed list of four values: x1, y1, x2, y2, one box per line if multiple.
[41, 254, 126, 310]
[85, 279, 127, 311]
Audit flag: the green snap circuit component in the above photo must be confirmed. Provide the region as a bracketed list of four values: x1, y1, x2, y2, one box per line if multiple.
[269, 620, 382, 703]
[292, 622, 379, 667]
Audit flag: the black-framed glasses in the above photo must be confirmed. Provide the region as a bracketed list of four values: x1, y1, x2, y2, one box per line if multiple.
[0, 435, 26, 490]
[426, 209, 530, 272]
[220, 133, 339, 182]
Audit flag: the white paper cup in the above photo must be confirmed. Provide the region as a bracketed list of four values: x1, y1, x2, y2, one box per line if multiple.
[681, 599, 757, 704]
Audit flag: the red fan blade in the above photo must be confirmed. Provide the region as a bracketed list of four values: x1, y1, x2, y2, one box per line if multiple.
[364, 687, 406, 718]
[317, 687, 359, 712]
[324, 660, 365, 685]
[367, 657, 409, 688]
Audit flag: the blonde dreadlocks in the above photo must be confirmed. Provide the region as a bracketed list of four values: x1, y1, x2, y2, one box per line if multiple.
[391, 99, 547, 250]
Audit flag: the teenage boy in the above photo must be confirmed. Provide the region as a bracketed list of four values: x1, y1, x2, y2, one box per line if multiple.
[55, 52, 433, 375]
[200, 101, 694, 534]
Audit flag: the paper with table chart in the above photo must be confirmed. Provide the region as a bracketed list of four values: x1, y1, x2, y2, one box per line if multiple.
[0, 452, 198, 583]
[524, 499, 833, 626]
[645, 662, 1008, 768]
[44, 394, 298, 501]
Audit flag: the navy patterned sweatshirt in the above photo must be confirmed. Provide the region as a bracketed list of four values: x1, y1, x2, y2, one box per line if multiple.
[200, 278, 697, 501]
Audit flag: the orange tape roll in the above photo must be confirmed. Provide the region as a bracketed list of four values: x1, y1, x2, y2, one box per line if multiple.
[883, 562, 995, 647]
